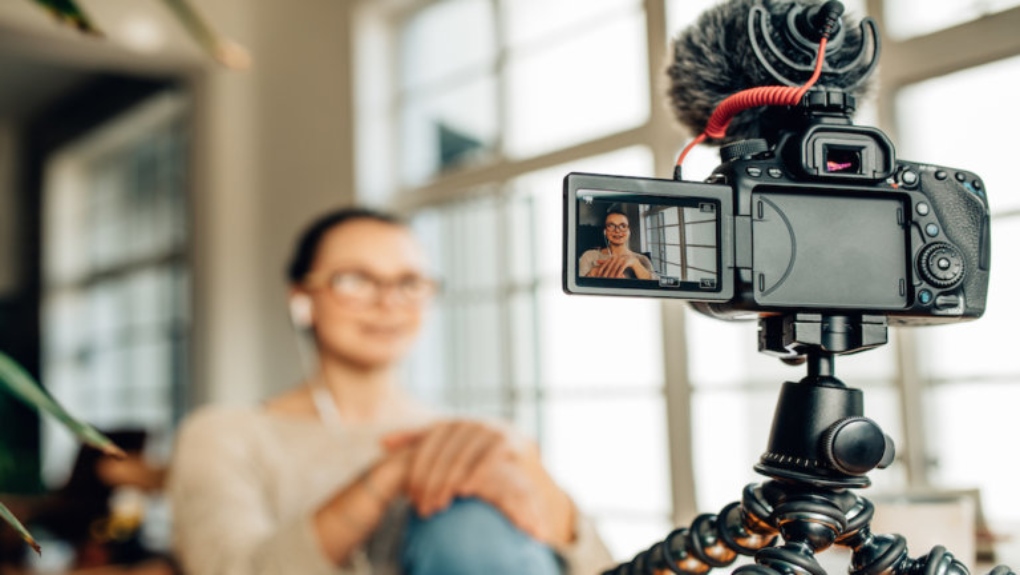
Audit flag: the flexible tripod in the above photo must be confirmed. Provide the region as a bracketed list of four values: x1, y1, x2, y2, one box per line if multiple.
[604, 313, 1014, 575]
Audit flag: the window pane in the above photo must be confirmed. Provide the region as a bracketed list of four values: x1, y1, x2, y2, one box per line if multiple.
[405, 209, 450, 406]
[458, 298, 504, 398]
[440, 196, 501, 294]
[404, 301, 449, 406]
[43, 291, 86, 361]
[542, 394, 671, 516]
[509, 291, 539, 393]
[505, 13, 649, 158]
[401, 77, 498, 185]
[503, 0, 640, 48]
[691, 388, 774, 512]
[399, 0, 496, 90]
[405, 198, 506, 408]
[897, 55, 1020, 215]
[597, 516, 673, 562]
[537, 288, 663, 389]
[900, 60, 1020, 379]
[915, 218, 1019, 380]
[884, 0, 1019, 40]
[505, 193, 538, 286]
[41, 96, 189, 488]
[892, 57, 1020, 527]
[927, 382, 1020, 525]
[89, 165, 129, 269]
[45, 168, 89, 283]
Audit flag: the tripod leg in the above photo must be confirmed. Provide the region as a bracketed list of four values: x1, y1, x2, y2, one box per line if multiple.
[602, 484, 777, 575]
[837, 492, 1015, 575]
[732, 481, 855, 575]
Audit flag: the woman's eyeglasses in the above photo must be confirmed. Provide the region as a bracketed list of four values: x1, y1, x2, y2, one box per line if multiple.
[605, 223, 629, 232]
[303, 271, 439, 306]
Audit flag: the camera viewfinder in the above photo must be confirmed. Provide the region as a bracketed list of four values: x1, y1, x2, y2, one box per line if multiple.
[824, 145, 863, 174]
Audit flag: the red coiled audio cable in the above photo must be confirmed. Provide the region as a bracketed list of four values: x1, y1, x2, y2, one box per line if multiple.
[675, 37, 829, 170]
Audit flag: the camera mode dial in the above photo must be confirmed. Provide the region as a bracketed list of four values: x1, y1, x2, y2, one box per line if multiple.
[721, 139, 769, 162]
[917, 242, 965, 288]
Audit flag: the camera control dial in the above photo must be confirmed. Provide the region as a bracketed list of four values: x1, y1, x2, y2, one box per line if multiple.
[917, 242, 965, 288]
[721, 139, 769, 162]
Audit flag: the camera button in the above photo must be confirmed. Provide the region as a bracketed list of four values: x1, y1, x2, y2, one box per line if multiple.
[972, 179, 982, 191]
[746, 167, 762, 177]
[918, 289, 933, 305]
[916, 203, 930, 216]
[955, 172, 966, 182]
[901, 170, 918, 185]
[767, 167, 783, 178]
[934, 294, 961, 310]
[925, 223, 940, 237]
[935, 170, 948, 180]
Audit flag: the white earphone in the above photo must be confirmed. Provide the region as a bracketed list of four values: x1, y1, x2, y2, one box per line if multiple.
[289, 294, 314, 329]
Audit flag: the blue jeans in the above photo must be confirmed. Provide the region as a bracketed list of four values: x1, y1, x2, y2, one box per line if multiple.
[402, 498, 562, 575]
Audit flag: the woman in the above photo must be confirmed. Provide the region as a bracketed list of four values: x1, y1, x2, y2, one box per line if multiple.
[168, 208, 612, 575]
[579, 205, 656, 280]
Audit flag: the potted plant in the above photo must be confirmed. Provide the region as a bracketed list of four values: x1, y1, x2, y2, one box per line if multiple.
[0, 351, 123, 553]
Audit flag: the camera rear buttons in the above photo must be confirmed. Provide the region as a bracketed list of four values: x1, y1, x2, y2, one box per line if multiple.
[934, 293, 961, 310]
[916, 202, 930, 216]
[900, 170, 918, 186]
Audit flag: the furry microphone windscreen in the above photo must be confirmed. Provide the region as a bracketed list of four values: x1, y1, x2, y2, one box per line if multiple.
[666, 0, 874, 145]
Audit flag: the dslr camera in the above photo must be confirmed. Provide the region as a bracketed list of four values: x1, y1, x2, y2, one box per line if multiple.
[563, 0, 990, 327]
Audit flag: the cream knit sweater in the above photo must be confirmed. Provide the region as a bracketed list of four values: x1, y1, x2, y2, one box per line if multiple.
[168, 406, 614, 575]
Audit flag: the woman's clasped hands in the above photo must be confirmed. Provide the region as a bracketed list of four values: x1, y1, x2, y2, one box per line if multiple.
[378, 421, 573, 546]
[588, 253, 649, 278]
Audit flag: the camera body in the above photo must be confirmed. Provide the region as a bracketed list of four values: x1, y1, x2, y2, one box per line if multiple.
[564, 99, 990, 326]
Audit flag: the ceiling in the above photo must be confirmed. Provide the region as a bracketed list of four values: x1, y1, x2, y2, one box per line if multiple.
[0, 17, 193, 124]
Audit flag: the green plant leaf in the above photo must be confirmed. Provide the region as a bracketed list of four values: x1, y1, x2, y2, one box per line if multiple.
[27, 0, 101, 35]
[0, 351, 124, 459]
[159, 0, 251, 69]
[0, 500, 39, 554]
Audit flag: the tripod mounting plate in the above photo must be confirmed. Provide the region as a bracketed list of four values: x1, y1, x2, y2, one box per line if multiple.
[759, 313, 888, 359]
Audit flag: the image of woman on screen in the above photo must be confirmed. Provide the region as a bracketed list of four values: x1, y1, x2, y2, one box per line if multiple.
[579, 205, 656, 280]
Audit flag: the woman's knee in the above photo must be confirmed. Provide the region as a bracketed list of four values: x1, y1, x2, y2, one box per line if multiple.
[402, 498, 561, 575]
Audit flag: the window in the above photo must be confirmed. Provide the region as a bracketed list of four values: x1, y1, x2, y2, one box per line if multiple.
[392, 0, 649, 188]
[41, 92, 190, 486]
[896, 55, 1020, 528]
[404, 147, 670, 557]
[884, 0, 1020, 39]
[643, 204, 718, 283]
[359, 0, 1020, 563]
